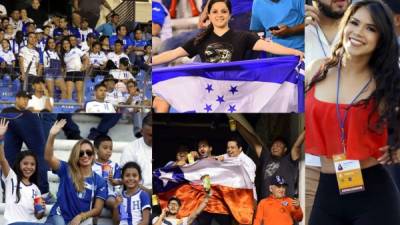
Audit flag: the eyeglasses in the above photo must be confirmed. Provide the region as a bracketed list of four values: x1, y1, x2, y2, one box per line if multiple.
[79, 150, 94, 157]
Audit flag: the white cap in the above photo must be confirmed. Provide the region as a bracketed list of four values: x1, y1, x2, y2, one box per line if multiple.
[35, 28, 43, 33]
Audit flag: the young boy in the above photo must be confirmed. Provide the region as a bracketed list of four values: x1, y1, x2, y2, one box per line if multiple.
[253, 176, 303, 225]
[92, 135, 122, 225]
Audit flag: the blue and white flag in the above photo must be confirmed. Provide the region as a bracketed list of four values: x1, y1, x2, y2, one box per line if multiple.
[153, 56, 304, 113]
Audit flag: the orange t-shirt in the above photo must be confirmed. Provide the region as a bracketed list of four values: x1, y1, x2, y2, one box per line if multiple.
[253, 196, 303, 225]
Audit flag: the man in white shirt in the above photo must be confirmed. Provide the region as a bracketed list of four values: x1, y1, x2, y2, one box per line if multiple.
[85, 83, 116, 113]
[19, 32, 40, 92]
[107, 39, 129, 68]
[103, 74, 125, 106]
[27, 77, 53, 112]
[120, 113, 152, 190]
[305, 0, 350, 67]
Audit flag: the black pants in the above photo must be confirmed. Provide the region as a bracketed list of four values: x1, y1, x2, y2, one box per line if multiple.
[309, 165, 400, 225]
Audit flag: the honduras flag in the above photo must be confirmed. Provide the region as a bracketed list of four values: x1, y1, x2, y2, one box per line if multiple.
[153, 56, 304, 113]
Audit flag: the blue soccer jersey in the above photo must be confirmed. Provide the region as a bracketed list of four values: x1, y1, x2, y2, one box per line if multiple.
[92, 160, 122, 197]
[119, 189, 151, 225]
[49, 161, 108, 224]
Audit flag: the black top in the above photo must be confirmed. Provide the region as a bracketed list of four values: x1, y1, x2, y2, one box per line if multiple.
[182, 29, 260, 63]
[258, 147, 299, 199]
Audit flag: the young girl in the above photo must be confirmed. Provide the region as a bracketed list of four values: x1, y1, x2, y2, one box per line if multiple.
[43, 37, 67, 99]
[0, 118, 46, 225]
[88, 41, 108, 77]
[0, 39, 16, 77]
[60, 38, 89, 103]
[153, 0, 303, 65]
[306, 1, 400, 224]
[44, 119, 107, 225]
[113, 161, 151, 225]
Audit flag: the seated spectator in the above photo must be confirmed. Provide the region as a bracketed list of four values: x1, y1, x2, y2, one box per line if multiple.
[131, 29, 147, 56]
[81, 32, 97, 53]
[1, 90, 31, 113]
[85, 83, 116, 113]
[107, 39, 129, 68]
[88, 41, 107, 77]
[53, 16, 69, 39]
[27, 77, 54, 112]
[100, 35, 111, 53]
[2, 17, 9, 30]
[103, 74, 125, 106]
[133, 44, 151, 71]
[19, 8, 34, 32]
[0, 39, 16, 68]
[79, 17, 94, 43]
[95, 12, 119, 38]
[253, 176, 303, 225]
[9, 9, 21, 31]
[123, 80, 141, 111]
[4, 24, 15, 40]
[109, 57, 134, 85]
[109, 25, 133, 52]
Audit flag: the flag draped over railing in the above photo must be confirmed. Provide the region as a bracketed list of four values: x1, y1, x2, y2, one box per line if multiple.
[153, 159, 255, 224]
[153, 56, 304, 113]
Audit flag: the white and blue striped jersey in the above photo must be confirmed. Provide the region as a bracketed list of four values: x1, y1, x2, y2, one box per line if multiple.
[119, 189, 151, 225]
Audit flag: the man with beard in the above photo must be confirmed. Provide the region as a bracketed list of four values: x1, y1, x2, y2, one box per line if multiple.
[153, 192, 211, 225]
[304, 1, 350, 223]
[305, 0, 351, 66]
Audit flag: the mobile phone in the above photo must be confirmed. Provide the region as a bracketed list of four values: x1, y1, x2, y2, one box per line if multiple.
[268, 26, 280, 31]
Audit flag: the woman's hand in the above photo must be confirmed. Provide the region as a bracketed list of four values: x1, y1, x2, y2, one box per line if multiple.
[377, 145, 399, 164]
[49, 119, 67, 136]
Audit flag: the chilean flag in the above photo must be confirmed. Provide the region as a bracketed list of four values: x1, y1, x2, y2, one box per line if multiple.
[153, 158, 255, 224]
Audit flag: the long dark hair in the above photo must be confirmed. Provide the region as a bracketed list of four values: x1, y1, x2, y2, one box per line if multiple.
[308, 0, 400, 134]
[194, 0, 232, 46]
[59, 38, 71, 68]
[12, 150, 39, 203]
[44, 37, 56, 52]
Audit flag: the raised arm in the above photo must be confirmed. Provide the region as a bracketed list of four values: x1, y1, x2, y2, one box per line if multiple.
[152, 47, 189, 66]
[187, 190, 211, 225]
[0, 119, 10, 177]
[291, 131, 305, 161]
[45, 119, 67, 170]
[252, 39, 304, 59]
[234, 118, 263, 158]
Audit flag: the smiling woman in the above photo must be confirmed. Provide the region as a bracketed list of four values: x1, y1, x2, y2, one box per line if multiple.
[152, 0, 303, 66]
[44, 119, 107, 225]
[305, 0, 400, 224]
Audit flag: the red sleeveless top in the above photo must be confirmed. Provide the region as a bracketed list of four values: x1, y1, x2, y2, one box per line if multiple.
[305, 86, 387, 160]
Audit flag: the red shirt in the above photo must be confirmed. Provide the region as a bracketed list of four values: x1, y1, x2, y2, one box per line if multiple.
[305, 86, 387, 160]
[253, 196, 303, 225]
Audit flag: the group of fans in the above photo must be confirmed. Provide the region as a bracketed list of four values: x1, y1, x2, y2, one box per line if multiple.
[0, 0, 151, 113]
[152, 115, 304, 225]
[0, 112, 152, 225]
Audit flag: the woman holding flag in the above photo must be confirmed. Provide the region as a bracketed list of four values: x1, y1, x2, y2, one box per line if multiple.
[305, 1, 400, 224]
[152, 0, 303, 66]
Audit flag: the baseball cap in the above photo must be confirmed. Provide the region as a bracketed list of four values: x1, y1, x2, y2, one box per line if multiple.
[35, 28, 43, 33]
[271, 175, 288, 186]
[16, 90, 32, 99]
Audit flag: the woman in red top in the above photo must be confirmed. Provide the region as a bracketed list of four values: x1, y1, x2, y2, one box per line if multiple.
[306, 1, 400, 225]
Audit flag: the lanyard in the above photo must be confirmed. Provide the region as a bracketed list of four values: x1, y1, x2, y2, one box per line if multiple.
[336, 60, 372, 153]
[315, 26, 327, 57]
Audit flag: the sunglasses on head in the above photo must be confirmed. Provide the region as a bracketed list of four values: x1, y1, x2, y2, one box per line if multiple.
[79, 150, 94, 157]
